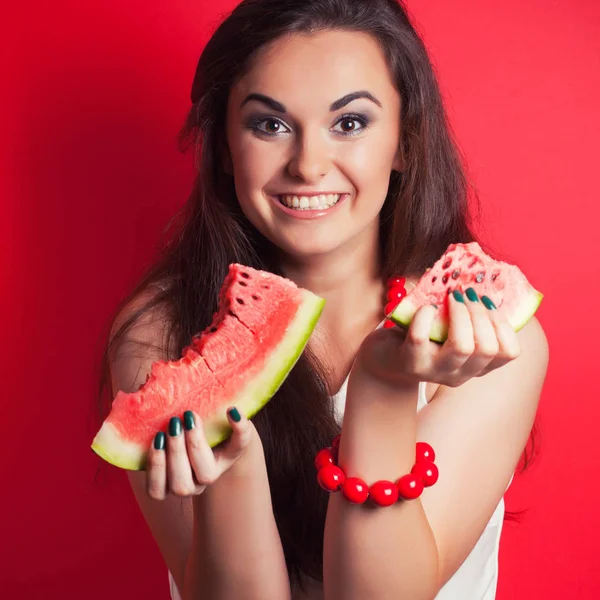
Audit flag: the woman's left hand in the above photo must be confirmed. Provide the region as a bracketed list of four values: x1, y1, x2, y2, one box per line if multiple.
[356, 289, 522, 389]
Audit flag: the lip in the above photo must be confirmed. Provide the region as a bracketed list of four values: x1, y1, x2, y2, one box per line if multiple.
[270, 193, 349, 220]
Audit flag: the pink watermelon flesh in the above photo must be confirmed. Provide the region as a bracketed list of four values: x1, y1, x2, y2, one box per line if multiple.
[92, 265, 325, 470]
[388, 242, 543, 342]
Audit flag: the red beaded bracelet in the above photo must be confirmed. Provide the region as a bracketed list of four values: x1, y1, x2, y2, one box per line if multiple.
[315, 436, 439, 507]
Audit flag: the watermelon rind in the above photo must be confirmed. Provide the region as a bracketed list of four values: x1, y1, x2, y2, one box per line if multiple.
[92, 289, 325, 471]
[389, 289, 543, 343]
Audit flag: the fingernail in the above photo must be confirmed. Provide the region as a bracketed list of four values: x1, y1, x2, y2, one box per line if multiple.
[228, 407, 241, 423]
[452, 290, 465, 303]
[154, 432, 165, 450]
[465, 287, 479, 303]
[481, 295, 496, 310]
[169, 417, 182, 437]
[183, 411, 195, 431]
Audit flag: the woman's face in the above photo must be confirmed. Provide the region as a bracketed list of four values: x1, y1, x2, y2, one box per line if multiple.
[226, 29, 403, 259]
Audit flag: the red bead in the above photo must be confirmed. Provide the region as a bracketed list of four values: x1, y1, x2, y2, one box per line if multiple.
[396, 473, 424, 500]
[341, 477, 369, 504]
[383, 319, 396, 329]
[384, 301, 399, 316]
[369, 480, 399, 507]
[387, 276, 406, 289]
[331, 435, 341, 453]
[317, 465, 345, 492]
[314, 448, 336, 471]
[386, 286, 406, 303]
[411, 460, 439, 487]
[415, 442, 436, 464]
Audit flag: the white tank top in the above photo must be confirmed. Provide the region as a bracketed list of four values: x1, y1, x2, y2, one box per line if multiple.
[168, 324, 510, 599]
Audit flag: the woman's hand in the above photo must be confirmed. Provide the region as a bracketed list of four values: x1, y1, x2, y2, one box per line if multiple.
[357, 288, 522, 389]
[145, 407, 257, 500]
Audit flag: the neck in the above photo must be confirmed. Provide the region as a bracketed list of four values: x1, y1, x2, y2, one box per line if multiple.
[278, 221, 385, 336]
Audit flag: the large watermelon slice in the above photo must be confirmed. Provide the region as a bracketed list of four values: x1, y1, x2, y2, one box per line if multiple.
[92, 265, 325, 470]
[388, 242, 543, 343]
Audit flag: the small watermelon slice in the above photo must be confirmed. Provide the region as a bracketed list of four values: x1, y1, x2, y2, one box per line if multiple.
[388, 242, 543, 343]
[92, 265, 325, 470]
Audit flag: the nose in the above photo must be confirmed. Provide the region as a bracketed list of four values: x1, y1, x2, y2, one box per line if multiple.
[286, 128, 330, 183]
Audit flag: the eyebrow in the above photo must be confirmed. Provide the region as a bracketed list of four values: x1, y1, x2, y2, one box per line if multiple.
[240, 90, 382, 113]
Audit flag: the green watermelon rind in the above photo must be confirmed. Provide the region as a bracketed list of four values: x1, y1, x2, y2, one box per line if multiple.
[91, 289, 325, 471]
[389, 289, 544, 343]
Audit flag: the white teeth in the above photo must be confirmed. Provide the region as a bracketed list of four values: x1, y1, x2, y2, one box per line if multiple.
[279, 194, 342, 210]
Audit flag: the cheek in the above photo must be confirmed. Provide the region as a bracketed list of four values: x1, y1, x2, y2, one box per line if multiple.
[340, 133, 399, 197]
[231, 137, 283, 195]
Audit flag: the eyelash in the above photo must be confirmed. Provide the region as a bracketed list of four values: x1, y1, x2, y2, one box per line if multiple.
[247, 113, 371, 137]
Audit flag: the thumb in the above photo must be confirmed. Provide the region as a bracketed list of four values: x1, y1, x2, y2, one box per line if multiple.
[215, 406, 255, 468]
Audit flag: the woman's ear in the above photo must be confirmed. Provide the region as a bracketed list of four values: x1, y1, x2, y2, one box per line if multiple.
[392, 145, 405, 173]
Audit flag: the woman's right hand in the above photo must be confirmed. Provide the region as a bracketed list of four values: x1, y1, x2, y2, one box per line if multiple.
[145, 406, 256, 500]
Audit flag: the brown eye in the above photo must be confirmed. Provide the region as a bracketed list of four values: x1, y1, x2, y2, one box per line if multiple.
[264, 120, 281, 133]
[340, 119, 356, 132]
[333, 115, 368, 135]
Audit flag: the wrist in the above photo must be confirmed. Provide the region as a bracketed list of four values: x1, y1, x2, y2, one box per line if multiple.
[350, 354, 420, 402]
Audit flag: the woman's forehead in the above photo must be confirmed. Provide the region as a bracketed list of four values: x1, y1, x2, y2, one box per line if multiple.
[230, 30, 398, 112]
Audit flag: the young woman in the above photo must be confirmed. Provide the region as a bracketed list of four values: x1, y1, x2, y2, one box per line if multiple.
[100, 1, 549, 598]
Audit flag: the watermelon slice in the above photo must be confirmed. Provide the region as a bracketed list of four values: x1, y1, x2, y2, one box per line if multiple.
[92, 265, 325, 470]
[388, 242, 543, 343]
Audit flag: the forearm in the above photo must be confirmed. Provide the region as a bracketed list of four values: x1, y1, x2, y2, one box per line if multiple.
[183, 427, 291, 600]
[323, 362, 439, 600]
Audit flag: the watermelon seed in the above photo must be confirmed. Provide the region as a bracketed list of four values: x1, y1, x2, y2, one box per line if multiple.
[251, 295, 260, 301]
[241, 272, 250, 278]
[261, 284, 270, 289]
[236, 298, 245, 305]
[442, 274, 449, 284]
[209, 326, 217, 333]
[431, 276, 437, 283]
[443, 260, 452, 269]
[452, 270, 461, 279]
[491, 273, 499, 281]
[476, 272, 485, 283]
[239, 281, 248, 287]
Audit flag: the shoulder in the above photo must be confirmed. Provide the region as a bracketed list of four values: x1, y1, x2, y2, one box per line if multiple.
[108, 283, 175, 397]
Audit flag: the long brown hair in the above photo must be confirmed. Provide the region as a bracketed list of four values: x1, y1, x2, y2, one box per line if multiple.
[97, 0, 537, 589]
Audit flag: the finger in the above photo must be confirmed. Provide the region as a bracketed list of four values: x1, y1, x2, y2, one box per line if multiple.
[183, 411, 218, 488]
[403, 305, 439, 376]
[146, 432, 168, 500]
[166, 416, 197, 497]
[214, 407, 254, 471]
[478, 300, 522, 375]
[457, 287, 499, 378]
[436, 289, 474, 374]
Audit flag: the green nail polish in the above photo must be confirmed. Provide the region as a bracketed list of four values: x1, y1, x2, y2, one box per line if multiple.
[481, 295, 497, 310]
[169, 417, 182, 437]
[184, 411, 195, 431]
[228, 407, 241, 423]
[452, 290, 465, 303]
[465, 287, 479, 303]
[154, 432, 165, 450]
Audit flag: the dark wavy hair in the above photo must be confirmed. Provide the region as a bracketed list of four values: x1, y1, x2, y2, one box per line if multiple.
[97, 0, 537, 589]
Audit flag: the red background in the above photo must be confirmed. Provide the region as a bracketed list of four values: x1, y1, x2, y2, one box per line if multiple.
[3, 0, 599, 597]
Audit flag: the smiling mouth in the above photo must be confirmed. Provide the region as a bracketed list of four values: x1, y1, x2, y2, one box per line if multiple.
[277, 194, 342, 210]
